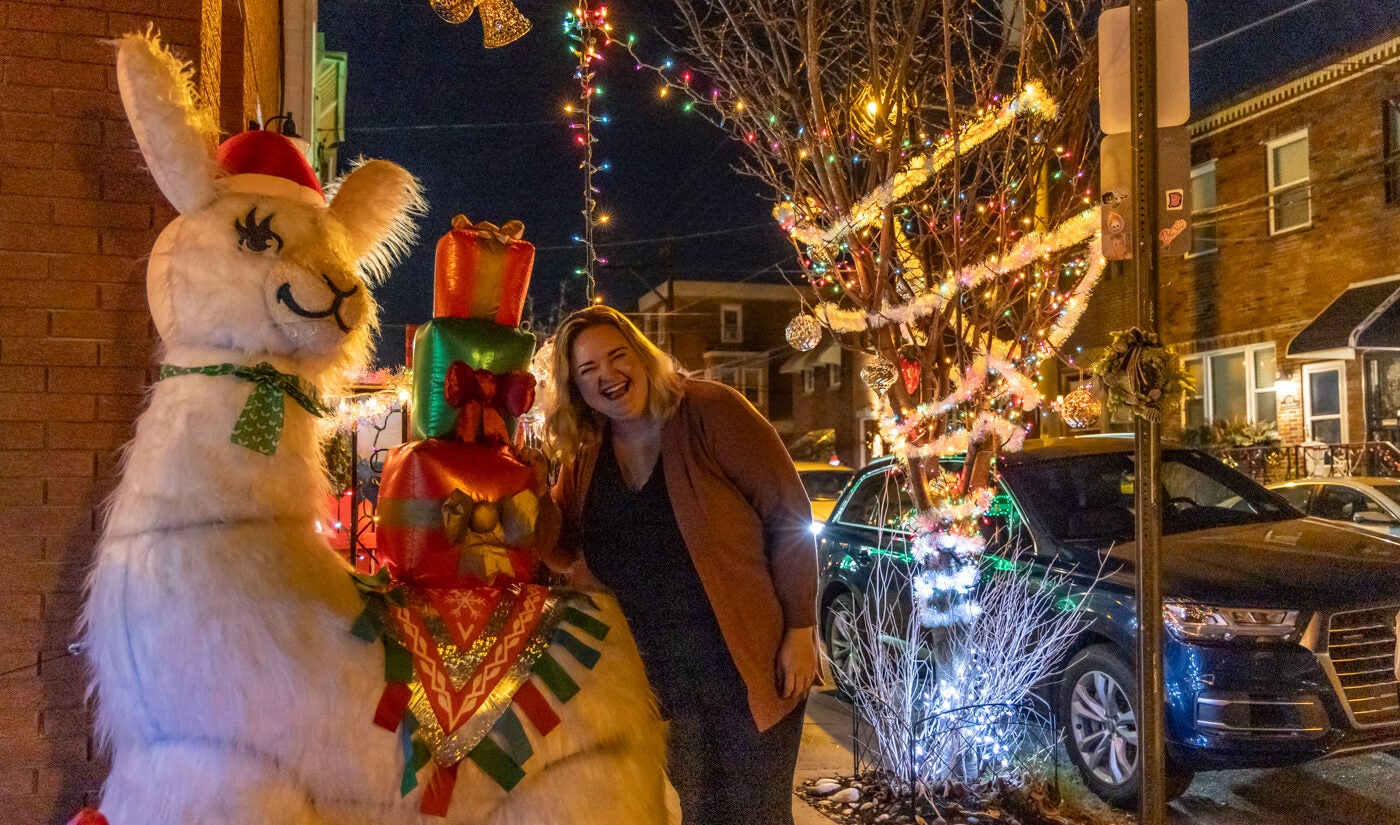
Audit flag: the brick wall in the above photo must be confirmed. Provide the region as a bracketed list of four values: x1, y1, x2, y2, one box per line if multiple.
[0, 1, 261, 820]
[1065, 53, 1400, 443]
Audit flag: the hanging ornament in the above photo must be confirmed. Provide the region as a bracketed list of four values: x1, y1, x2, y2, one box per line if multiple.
[1060, 385, 1102, 429]
[898, 345, 922, 396]
[477, 0, 532, 48]
[785, 315, 822, 352]
[860, 357, 898, 396]
[429, 0, 475, 24]
[428, 0, 532, 47]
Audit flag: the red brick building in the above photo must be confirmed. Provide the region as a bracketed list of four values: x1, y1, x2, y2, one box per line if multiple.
[0, 1, 299, 819]
[1059, 31, 1400, 447]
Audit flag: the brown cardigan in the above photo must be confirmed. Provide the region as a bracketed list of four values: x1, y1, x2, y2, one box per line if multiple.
[547, 378, 818, 732]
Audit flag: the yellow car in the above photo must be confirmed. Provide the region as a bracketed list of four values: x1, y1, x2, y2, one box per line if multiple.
[793, 461, 855, 524]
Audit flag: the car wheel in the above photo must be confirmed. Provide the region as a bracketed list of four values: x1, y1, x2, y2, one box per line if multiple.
[1059, 645, 1193, 807]
[822, 592, 864, 696]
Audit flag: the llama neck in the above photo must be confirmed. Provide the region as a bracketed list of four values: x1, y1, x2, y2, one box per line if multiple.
[104, 348, 335, 540]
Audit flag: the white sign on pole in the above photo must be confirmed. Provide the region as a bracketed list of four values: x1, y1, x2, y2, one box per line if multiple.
[1099, 0, 1191, 135]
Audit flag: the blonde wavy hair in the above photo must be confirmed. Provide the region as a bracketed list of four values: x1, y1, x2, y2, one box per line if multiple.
[542, 305, 686, 465]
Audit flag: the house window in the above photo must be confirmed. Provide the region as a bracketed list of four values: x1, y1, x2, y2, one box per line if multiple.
[720, 304, 743, 344]
[828, 363, 842, 389]
[1182, 343, 1278, 429]
[641, 311, 669, 349]
[1266, 129, 1310, 234]
[705, 353, 767, 411]
[1386, 99, 1400, 204]
[1188, 160, 1217, 256]
[803, 368, 816, 395]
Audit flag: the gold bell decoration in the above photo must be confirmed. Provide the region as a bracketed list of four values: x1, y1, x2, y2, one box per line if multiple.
[1060, 383, 1102, 429]
[429, 0, 532, 48]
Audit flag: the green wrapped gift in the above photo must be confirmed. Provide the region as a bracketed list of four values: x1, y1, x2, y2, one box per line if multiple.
[411, 318, 536, 441]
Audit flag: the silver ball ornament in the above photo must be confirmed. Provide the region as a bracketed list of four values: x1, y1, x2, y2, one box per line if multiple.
[785, 315, 822, 352]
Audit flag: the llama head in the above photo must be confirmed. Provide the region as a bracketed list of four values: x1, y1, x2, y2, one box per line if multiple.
[117, 31, 425, 380]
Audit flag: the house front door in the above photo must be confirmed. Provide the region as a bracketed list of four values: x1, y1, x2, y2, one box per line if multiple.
[1302, 361, 1348, 444]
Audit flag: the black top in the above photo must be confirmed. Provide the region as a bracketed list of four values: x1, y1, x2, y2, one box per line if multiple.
[581, 435, 744, 716]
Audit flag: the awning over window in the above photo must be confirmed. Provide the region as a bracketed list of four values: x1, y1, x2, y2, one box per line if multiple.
[779, 342, 843, 373]
[1287, 276, 1400, 359]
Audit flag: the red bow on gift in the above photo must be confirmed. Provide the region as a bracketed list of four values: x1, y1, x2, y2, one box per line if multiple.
[444, 362, 536, 444]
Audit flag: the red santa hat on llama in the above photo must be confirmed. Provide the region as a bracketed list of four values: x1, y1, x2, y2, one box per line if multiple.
[214, 129, 325, 207]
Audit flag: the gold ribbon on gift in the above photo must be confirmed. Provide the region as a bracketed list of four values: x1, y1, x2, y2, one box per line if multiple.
[442, 488, 541, 581]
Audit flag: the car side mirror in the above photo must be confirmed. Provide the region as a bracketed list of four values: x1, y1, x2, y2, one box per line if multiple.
[1352, 511, 1398, 526]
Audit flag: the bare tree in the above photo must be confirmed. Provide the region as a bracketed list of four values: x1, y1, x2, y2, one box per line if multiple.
[632, 0, 1109, 794]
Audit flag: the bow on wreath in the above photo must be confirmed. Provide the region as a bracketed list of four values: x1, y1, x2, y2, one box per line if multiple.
[444, 361, 536, 444]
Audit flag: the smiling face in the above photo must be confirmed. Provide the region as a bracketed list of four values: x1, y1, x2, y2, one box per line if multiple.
[570, 324, 652, 424]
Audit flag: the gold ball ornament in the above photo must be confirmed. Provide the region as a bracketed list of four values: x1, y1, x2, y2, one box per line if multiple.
[1060, 386, 1102, 429]
[785, 315, 822, 352]
[860, 357, 899, 396]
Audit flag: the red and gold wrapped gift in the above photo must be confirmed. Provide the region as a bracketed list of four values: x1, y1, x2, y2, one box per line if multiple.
[433, 215, 534, 327]
[376, 439, 541, 588]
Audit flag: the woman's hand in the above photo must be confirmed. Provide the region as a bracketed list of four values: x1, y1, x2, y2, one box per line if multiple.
[776, 626, 822, 699]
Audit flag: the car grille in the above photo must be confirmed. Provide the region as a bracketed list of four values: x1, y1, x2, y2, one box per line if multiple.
[1327, 606, 1400, 727]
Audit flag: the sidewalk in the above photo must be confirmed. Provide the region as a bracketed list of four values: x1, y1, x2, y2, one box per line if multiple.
[661, 687, 856, 825]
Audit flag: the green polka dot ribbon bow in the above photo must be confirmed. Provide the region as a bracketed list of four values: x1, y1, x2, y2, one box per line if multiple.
[159, 362, 328, 455]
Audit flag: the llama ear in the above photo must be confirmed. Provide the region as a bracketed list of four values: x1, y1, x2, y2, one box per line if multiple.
[328, 159, 426, 283]
[115, 30, 221, 214]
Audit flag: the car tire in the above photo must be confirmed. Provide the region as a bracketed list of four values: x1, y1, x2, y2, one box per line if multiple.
[1058, 645, 1193, 808]
[822, 592, 864, 697]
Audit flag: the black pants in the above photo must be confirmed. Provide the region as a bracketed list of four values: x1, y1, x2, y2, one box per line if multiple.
[666, 699, 806, 825]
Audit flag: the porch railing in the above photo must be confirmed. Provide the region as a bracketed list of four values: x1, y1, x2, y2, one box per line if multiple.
[1203, 441, 1400, 485]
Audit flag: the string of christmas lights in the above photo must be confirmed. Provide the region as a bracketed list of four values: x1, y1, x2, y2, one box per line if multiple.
[563, 3, 615, 299]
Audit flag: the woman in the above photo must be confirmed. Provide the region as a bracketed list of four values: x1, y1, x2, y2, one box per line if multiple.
[540, 305, 820, 825]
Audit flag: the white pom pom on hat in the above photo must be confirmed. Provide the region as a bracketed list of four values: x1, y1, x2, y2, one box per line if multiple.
[214, 129, 325, 207]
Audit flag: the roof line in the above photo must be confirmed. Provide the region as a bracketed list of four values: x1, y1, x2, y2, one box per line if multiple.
[1192, 34, 1400, 139]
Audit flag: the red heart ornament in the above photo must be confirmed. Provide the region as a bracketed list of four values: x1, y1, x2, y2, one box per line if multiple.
[899, 356, 922, 396]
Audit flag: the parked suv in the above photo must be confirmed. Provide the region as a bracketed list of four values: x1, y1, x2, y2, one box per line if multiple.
[817, 437, 1400, 806]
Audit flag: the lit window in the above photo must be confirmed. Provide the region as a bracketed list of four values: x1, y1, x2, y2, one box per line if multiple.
[720, 304, 743, 344]
[1266, 129, 1310, 234]
[1188, 160, 1217, 256]
[1181, 343, 1277, 428]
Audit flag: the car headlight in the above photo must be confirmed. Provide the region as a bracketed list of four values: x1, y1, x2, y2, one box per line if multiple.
[1163, 602, 1300, 642]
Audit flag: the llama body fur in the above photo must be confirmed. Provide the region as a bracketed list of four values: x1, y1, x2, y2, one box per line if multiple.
[82, 31, 665, 825]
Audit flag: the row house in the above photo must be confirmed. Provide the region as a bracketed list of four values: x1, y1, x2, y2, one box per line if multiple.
[0, 1, 343, 820]
[1059, 30, 1400, 451]
[634, 280, 882, 467]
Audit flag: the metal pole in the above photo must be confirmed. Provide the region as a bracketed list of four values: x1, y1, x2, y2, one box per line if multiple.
[1129, 2, 1166, 824]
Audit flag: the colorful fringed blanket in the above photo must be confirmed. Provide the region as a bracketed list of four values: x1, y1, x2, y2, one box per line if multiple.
[352, 571, 609, 816]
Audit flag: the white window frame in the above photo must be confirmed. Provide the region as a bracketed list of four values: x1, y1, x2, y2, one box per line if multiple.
[1266, 128, 1311, 235]
[1180, 343, 1278, 427]
[803, 368, 816, 395]
[704, 351, 767, 410]
[1302, 360, 1349, 444]
[1186, 160, 1217, 257]
[719, 303, 743, 344]
[828, 362, 842, 389]
[641, 311, 669, 349]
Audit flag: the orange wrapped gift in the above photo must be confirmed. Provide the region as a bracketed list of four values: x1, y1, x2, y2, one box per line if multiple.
[433, 215, 534, 326]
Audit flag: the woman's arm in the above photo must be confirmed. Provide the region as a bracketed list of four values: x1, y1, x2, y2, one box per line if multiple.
[693, 382, 818, 631]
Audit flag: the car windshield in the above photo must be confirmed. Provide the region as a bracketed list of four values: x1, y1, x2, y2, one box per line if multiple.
[1000, 448, 1299, 544]
[801, 469, 855, 500]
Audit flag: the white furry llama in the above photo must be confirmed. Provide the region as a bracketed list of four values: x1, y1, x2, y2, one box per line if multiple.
[81, 31, 665, 825]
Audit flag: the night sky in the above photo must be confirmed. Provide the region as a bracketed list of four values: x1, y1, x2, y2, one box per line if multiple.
[316, 0, 1400, 367]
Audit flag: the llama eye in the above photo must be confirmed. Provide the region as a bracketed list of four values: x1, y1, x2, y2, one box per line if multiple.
[234, 207, 284, 253]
